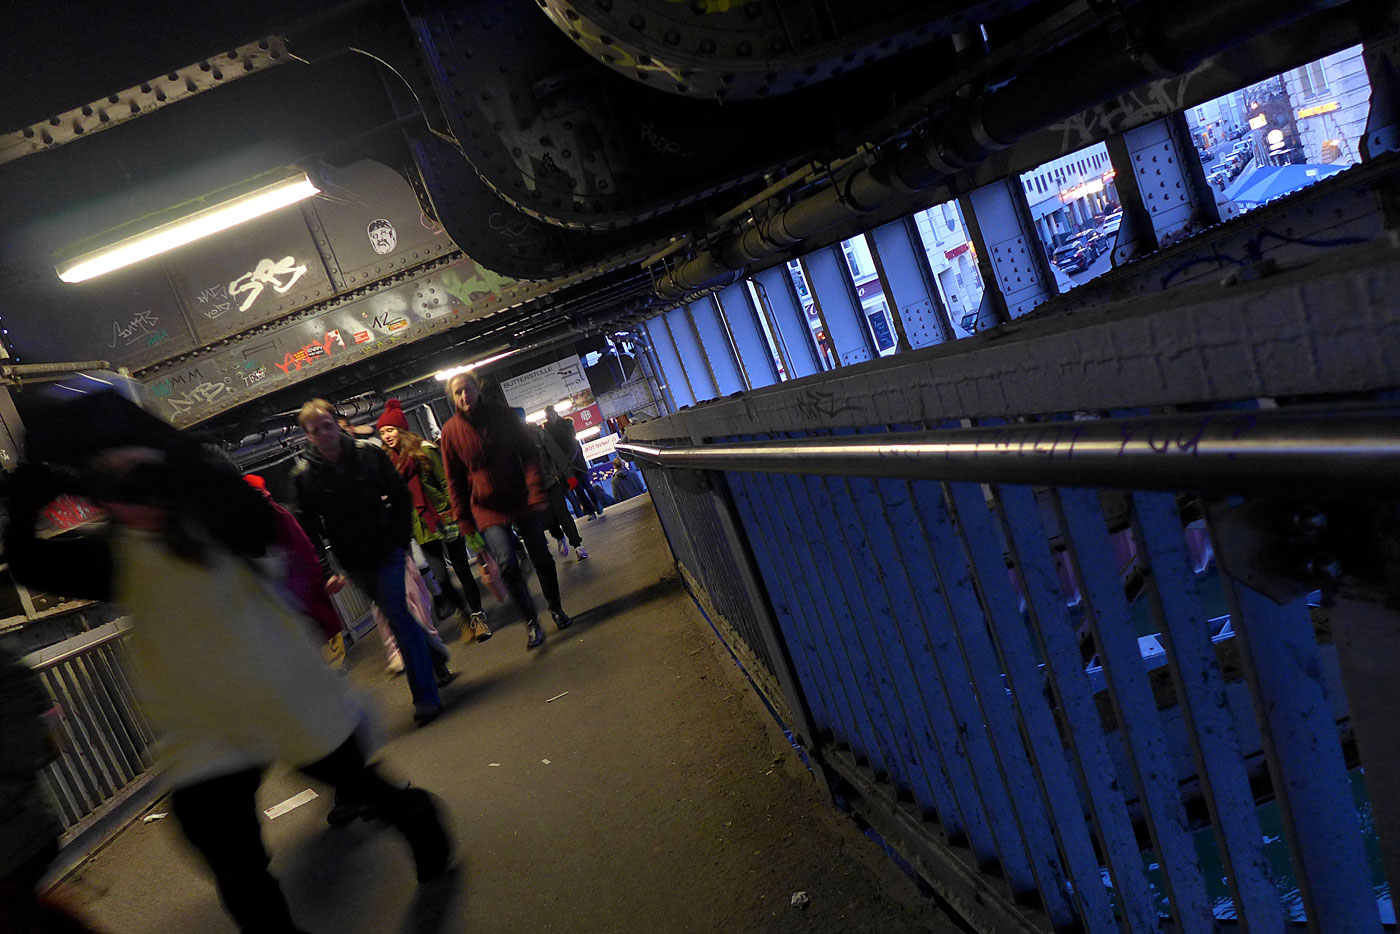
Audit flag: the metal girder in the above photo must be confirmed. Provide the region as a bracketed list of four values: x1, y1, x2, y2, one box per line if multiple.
[0, 37, 290, 166]
[686, 296, 745, 396]
[665, 305, 718, 401]
[645, 318, 693, 409]
[1107, 113, 1221, 264]
[799, 246, 873, 366]
[960, 177, 1056, 330]
[713, 282, 777, 390]
[867, 217, 954, 349]
[750, 267, 821, 380]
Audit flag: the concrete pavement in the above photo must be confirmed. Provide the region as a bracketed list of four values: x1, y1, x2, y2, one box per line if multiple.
[54, 495, 954, 934]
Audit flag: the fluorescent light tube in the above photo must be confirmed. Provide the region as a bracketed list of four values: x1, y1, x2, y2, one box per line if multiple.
[433, 350, 517, 382]
[57, 174, 320, 283]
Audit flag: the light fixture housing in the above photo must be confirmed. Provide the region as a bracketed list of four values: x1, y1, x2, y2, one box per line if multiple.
[433, 350, 517, 382]
[56, 172, 320, 283]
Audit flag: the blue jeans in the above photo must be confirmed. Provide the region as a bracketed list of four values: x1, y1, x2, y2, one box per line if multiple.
[349, 548, 441, 709]
[481, 514, 562, 624]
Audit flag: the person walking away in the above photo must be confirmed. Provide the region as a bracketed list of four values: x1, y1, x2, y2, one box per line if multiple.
[440, 374, 573, 649]
[610, 457, 647, 502]
[519, 407, 587, 561]
[376, 399, 492, 642]
[543, 405, 601, 520]
[291, 399, 446, 724]
[5, 391, 450, 934]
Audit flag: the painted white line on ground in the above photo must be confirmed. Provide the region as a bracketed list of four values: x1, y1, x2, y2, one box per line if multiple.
[264, 789, 319, 819]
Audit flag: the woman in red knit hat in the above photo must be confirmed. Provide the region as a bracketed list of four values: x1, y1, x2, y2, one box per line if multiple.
[375, 400, 493, 643]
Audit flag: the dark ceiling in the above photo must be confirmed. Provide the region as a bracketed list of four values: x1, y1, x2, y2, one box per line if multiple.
[0, 0, 1389, 441]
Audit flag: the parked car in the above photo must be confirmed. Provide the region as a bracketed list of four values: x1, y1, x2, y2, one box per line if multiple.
[1051, 243, 1091, 273]
[1101, 211, 1123, 236]
[1067, 231, 1104, 257]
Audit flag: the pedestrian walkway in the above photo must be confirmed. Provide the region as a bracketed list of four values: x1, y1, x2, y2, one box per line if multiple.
[52, 495, 954, 934]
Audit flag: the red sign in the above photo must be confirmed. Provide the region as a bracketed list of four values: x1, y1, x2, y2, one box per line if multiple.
[944, 242, 971, 260]
[568, 404, 602, 432]
[39, 495, 103, 535]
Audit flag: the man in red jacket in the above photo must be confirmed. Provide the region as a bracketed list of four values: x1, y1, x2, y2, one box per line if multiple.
[439, 372, 572, 649]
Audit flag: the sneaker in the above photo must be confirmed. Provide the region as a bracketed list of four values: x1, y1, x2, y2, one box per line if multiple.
[576, 547, 588, 561]
[386, 656, 405, 675]
[586, 514, 597, 522]
[391, 788, 452, 882]
[434, 664, 458, 688]
[550, 607, 572, 630]
[526, 620, 545, 649]
[556, 538, 569, 557]
[469, 612, 493, 643]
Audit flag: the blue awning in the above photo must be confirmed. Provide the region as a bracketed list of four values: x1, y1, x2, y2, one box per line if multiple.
[1223, 163, 1347, 207]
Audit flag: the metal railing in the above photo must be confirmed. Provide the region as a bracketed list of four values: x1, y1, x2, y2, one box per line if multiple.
[624, 403, 1400, 932]
[22, 620, 156, 839]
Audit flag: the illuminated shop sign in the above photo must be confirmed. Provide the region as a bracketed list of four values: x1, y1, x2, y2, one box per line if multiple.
[1297, 101, 1340, 119]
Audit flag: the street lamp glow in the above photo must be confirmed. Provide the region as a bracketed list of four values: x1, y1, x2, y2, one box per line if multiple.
[57, 174, 320, 283]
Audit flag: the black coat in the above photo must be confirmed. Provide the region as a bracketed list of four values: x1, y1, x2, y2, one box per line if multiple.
[290, 435, 413, 572]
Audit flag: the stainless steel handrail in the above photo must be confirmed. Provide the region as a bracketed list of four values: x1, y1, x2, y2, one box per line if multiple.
[617, 412, 1400, 497]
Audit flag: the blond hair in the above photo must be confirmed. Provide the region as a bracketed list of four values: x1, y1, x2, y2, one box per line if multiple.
[297, 398, 337, 429]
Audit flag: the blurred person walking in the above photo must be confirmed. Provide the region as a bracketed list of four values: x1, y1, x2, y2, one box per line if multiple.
[5, 392, 451, 934]
[543, 405, 601, 520]
[521, 407, 587, 561]
[291, 399, 446, 725]
[376, 399, 493, 643]
[440, 374, 574, 649]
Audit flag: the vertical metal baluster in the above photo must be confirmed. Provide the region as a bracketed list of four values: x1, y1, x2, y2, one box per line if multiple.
[798, 467, 950, 827]
[751, 466, 889, 774]
[41, 669, 102, 813]
[947, 479, 1156, 931]
[73, 653, 137, 783]
[92, 644, 152, 764]
[1207, 501, 1381, 933]
[906, 479, 1084, 930]
[1054, 487, 1214, 931]
[992, 482, 1164, 933]
[53, 661, 120, 798]
[722, 476, 828, 750]
[840, 469, 1004, 872]
[1129, 492, 1282, 929]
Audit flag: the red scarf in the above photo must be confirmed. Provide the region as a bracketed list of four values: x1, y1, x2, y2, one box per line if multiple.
[390, 450, 439, 534]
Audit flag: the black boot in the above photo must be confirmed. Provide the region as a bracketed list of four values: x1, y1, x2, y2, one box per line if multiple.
[391, 788, 452, 882]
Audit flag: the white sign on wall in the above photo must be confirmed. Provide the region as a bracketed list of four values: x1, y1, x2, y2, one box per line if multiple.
[499, 355, 591, 414]
[581, 433, 618, 462]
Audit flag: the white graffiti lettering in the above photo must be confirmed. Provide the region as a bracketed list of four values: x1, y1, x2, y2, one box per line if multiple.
[165, 381, 231, 415]
[109, 310, 161, 348]
[229, 257, 308, 312]
[195, 283, 234, 319]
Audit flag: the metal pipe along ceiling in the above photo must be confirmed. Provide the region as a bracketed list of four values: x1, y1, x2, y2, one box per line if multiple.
[654, 0, 1342, 299]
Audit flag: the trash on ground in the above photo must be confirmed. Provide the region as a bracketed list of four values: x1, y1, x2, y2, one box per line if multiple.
[142, 812, 167, 823]
[545, 691, 570, 703]
[263, 789, 319, 819]
[541, 758, 552, 765]
[790, 892, 811, 910]
[489, 762, 501, 767]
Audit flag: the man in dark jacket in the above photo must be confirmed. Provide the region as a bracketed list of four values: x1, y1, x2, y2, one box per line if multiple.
[543, 406, 601, 520]
[291, 398, 446, 725]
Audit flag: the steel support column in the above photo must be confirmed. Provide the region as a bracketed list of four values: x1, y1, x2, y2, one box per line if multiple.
[959, 176, 1056, 330]
[799, 246, 874, 366]
[686, 297, 745, 396]
[868, 218, 955, 349]
[666, 306, 719, 402]
[714, 282, 778, 389]
[1107, 113, 1222, 264]
[644, 318, 695, 409]
[751, 266, 821, 379]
